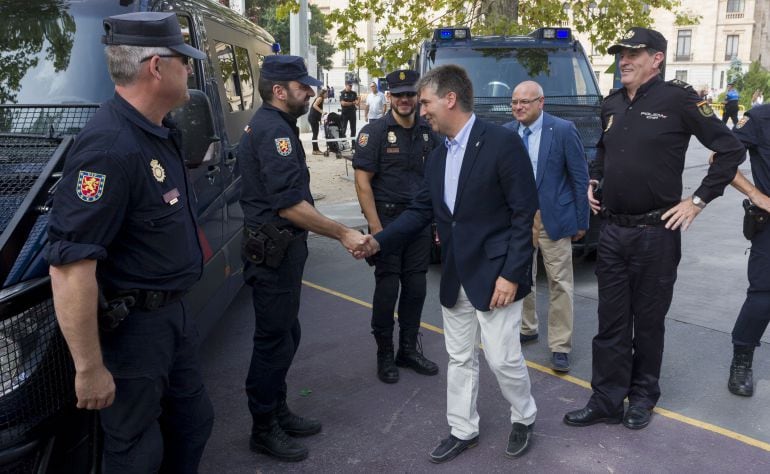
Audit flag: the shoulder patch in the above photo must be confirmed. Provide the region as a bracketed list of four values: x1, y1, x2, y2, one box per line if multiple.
[736, 116, 750, 129]
[358, 132, 369, 147]
[76, 170, 106, 202]
[667, 78, 694, 91]
[696, 100, 715, 118]
[274, 137, 292, 156]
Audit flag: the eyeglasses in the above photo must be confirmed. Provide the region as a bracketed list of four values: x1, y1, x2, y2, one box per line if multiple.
[140, 54, 190, 66]
[391, 91, 417, 98]
[510, 96, 542, 106]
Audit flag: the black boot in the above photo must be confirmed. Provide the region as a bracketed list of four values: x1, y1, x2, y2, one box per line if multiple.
[250, 415, 309, 462]
[728, 345, 755, 397]
[396, 329, 439, 376]
[276, 400, 322, 436]
[374, 334, 399, 384]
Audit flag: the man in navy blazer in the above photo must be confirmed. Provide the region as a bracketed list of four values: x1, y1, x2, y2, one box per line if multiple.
[503, 81, 590, 373]
[359, 65, 539, 463]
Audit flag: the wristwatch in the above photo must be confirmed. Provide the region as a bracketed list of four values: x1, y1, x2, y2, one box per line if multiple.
[692, 195, 707, 209]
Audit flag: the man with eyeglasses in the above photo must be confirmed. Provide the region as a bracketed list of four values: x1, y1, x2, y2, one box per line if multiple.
[46, 12, 213, 472]
[237, 55, 364, 462]
[353, 69, 441, 384]
[503, 80, 589, 374]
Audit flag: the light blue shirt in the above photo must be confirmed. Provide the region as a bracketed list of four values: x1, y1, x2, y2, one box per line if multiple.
[443, 114, 476, 213]
[519, 112, 543, 178]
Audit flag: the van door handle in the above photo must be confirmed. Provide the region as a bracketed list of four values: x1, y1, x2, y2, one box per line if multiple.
[206, 165, 221, 184]
[224, 152, 237, 168]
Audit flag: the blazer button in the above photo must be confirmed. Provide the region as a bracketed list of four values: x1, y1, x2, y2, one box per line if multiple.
[452, 221, 456, 228]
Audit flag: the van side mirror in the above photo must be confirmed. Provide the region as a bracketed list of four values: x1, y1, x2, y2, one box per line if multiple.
[172, 89, 220, 169]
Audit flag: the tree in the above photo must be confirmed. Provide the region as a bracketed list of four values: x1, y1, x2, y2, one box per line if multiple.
[739, 61, 770, 108]
[245, 0, 333, 70]
[313, 0, 699, 76]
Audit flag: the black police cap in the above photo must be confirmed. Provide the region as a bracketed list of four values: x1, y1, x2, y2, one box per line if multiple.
[261, 55, 323, 87]
[386, 70, 419, 94]
[608, 27, 667, 55]
[102, 12, 206, 60]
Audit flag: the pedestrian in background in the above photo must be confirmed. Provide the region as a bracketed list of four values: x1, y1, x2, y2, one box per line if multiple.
[723, 82, 741, 126]
[308, 87, 326, 155]
[751, 89, 764, 108]
[364, 81, 386, 122]
[340, 81, 359, 148]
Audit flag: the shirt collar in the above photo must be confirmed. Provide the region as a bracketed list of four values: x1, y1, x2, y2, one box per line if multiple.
[624, 76, 662, 100]
[112, 92, 170, 139]
[263, 102, 300, 136]
[521, 112, 544, 135]
[445, 113, 476, 150]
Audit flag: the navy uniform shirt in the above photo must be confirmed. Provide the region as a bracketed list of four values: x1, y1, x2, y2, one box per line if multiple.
[238, 103, 313, 232]
[732, 104, 770, 194]
[591, 77, 746, 214]
[352, 112, 439, 204]
[339, 89, 358, 111]
[46, 93, 203, 292]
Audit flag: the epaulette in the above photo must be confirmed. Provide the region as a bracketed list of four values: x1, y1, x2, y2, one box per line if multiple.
[666, 78, 694, 91]
[604, 88, 623, 101]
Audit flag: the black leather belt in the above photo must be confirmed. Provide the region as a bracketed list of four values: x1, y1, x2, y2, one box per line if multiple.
[375, 202, 408, 216]
[600, 206, 673, 227]
[105, 288, 187, 312]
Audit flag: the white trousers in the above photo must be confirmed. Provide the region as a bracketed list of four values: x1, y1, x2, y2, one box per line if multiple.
[442, 286, 537, 440]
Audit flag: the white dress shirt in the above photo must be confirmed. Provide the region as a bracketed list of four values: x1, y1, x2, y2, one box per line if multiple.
[443, 114, 476, 213]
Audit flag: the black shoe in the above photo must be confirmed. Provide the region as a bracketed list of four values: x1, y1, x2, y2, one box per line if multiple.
[622, 406, 652, 430]
[563, 406, 623, 427]
[374, 335, 399, 383]
[429, 434, 479, 464]
[520, 332, 539, 344]
[276, 402, 322, 437]
[250, 417, 309, 462]
[396, 331, 439, 376]
[551, 352, 570, 372]
[728, 345, 754, 397]
[505, 423, 533, 458]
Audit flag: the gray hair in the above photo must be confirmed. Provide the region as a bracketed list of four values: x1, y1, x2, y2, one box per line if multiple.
[105, 45, 175, 86]
[416, 64, 474, 113]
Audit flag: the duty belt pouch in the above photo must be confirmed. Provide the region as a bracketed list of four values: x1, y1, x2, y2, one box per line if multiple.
[243, 227, 267, 265]
[98, 291, 133, 332]
[743, 199, 769, 240]
[243, 224, 293, 268]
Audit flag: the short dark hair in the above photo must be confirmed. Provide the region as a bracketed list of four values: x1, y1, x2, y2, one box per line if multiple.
[416, 64, 474, 112]
[258, 76, 288, 102]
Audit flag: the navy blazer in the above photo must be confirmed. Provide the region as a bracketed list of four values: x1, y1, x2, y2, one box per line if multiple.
[375, 117, 538, 312]
[503, 112, 590, 240]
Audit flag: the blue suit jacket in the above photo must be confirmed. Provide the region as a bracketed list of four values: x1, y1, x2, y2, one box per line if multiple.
[375, 118, 538, 312]
[503, 112, 589, 240]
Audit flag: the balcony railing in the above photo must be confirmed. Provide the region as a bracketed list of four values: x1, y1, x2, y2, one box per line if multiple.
[674, 53, 693, 62]
[726, 12, 745, 19]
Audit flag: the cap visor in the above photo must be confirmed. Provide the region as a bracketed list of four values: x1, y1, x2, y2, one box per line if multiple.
[169, 43, 207, 60]
[607, 42, 647, 55]
[389, 85, 417, 94]
[297, 75, 324, 87]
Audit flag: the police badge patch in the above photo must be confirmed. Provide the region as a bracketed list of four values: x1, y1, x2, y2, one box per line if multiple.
[275, 137, 292, 156]
[358, 133, 369, 147]
[150, 159, 166, 183]
[696, 100, 714, 118]
[604, 115, 614, 132]
[76, 170, 106, 202]
[736, 116, 749, 129]
[387, 131, 397, 144]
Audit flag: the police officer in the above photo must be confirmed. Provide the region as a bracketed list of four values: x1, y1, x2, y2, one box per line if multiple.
[46, 12, 212, 473]
[339, 80, 359, 148]
[238, 55, 364, 462]
[725, 105, 770, 397]
[723, 82, 741, 127]
[353, 69, 440, 384]
[563, 27, 745, 430]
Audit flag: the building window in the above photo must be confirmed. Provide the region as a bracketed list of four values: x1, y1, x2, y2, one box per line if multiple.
[343, 49, 354, 66]
[675, 30, 692, 61]
[675, 70, 688, 82]
[725, 35, 739, 60]
[727, 0, 744, 13]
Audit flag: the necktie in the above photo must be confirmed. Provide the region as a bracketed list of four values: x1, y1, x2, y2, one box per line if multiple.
[522, 127, 532, 152]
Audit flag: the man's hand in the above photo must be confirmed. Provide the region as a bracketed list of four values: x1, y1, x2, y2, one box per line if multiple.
[340, 227, 365, 254]
[661, 197, 703, 231]
[587, 179, 601, 214]
[75, 364, 115, 410]
[356, 234, 381, 259]
[489, 277, 518, 310]
[752, 192, 770, 213]
[572, 229, 587, 241]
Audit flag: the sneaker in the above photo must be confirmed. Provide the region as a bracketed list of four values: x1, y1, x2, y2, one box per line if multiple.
[551, 352, 570, 372]
[429, 434, 479, 464]
[505, 422, 533, 458]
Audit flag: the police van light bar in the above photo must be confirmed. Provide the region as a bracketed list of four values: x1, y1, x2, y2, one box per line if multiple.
[434, 28, 471, 41]
[534, 27, 572, 41]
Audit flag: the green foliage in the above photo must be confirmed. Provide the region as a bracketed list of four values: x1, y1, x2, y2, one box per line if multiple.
[740, 61, 770, 108]
[726, 57, 745, 91]
[321, 0, 699, 75]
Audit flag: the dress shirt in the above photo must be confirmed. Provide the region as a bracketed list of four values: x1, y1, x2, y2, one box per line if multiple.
[443, 114, 476, 213]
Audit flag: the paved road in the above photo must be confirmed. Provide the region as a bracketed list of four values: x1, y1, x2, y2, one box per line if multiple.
[198, 137, 770, 472]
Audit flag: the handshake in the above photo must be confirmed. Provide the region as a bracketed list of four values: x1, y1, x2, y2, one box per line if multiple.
[341, 229, 381, 259]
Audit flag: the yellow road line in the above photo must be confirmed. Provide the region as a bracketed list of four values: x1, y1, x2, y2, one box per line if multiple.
[303, 279, 770, 453]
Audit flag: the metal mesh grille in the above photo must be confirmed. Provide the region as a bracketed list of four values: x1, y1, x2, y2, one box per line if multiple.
[0, 283, 76, 451]
[0, 105, 97, 136]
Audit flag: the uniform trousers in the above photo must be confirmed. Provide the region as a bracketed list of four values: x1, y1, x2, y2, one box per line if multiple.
[723, 102, 740, 127]
[589, 221, 680, 414]
[371, 213, 431, 337]
[732, 225, 770, 347]
[522, 212, 574, 353]
[99, 301, 213, 474]
[244, 238, 308, 422]
[443, 286, 537, 440]
[340, 108, 357, 147]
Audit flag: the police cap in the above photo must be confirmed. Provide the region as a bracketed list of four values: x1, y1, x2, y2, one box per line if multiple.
[608, 27, 667, 55]
[102, 12, 206, 60]
[261, 55, 323, 87]
[386, 70, 419, 94]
